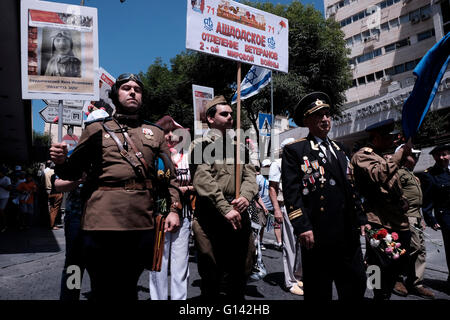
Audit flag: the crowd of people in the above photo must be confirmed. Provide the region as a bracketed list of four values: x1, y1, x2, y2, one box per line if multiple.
[0, 163, 63, 233]
[3, 73, 449, 301]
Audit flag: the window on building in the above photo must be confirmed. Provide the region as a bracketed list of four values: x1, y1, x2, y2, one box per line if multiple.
[409, 9, 420, 21]
[389, 18, 399, 28]
[371, 28, 380, 36]
[399, 14, 410, 24]
[405, 61, 415, 72]
[418, 29, 435, 41]
[381, 22, 389, 32]
[358, 77, 366, 85]
[375, 71, 384, 80]
[353, 34, 362, 43]
[353, 13, 360, 22]
[385, 43, 396, 53]
[367, 73, 375, 83]
[374, 48, 382, 57]
[396, 38, 410, 49]
[351, 79, 357, 87]
[385, 67, 395, 76]
[380, 1, 387, 9]
[387, 0, 393, 6]
[359, 11, 365, 20]
[394, 64, 405, 74]
[362, 30, 370, 38]
[420, 5, 432, 17]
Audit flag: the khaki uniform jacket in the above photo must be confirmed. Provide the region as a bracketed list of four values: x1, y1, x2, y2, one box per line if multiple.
[398, 168, 423, 218]
[55, 117, 180, 231]
[351, 146, 409, 231]
[189, 130, 258, 219]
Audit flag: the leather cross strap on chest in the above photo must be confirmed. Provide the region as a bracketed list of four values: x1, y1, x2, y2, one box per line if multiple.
[102, 122, 148, 180]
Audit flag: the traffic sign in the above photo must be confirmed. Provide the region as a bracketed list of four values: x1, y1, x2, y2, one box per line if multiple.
[39, 105, 83, 126]
[43, 100, 84, 109]
[259, 113, 272, 136]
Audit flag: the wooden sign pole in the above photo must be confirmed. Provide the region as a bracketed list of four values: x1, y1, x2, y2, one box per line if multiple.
[235, 62, 241, 199]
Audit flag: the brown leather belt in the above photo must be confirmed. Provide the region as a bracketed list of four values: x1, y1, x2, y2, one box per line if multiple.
[98, 179, 152, 191]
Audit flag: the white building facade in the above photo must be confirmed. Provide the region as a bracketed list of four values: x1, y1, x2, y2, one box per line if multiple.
[323, 0, 450, 159]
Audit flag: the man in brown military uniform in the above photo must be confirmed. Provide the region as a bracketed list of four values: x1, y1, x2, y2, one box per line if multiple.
[189, 95, 258, 300]
[50, 73, 180, 301]
[351, 119, 412, 300]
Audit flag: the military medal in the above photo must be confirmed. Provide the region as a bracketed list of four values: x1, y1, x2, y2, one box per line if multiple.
[142, 128, 153, 136]
[303, 156, 308, 160]
[322, 158, 327, 164]
[319, 167, 326, 183]
[301, 164, 308, 173]
[319, 152, 324, 158]
[309, 175, 315, 184]
[304, 158, 310, 168]
[307, 168, 313, 174]
[302, 188, 309, 195]
[329, 178, 336, 186]
[314, 172, 320, 178]
[311, 160, 319, 170]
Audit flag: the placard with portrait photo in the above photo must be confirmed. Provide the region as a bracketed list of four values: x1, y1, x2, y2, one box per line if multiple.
[21, 0, 99, 100]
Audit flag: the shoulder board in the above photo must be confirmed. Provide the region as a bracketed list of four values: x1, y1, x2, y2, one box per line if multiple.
[363, 147, 373, 153]
[142, 120, 163, 131]
[287, 138, 306, 145]
[84, 116, 112, 126]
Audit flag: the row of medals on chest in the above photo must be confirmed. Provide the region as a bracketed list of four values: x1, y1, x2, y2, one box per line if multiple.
[301, 154, 336, 196]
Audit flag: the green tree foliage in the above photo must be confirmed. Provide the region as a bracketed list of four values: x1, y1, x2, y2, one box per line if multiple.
[139, 1, 351, 139]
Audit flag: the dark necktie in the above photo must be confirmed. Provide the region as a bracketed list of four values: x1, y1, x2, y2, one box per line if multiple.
[322, 140, 334, 164]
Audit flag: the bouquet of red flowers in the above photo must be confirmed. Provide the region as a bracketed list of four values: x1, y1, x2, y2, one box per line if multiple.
[365, 227, 406, 260]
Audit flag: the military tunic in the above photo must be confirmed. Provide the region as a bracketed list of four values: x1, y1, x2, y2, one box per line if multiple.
[351, 146, 409, 231]
[282, 134, 367, 300]
[55, 116, 180, 231]
[189, 129, 258, 298]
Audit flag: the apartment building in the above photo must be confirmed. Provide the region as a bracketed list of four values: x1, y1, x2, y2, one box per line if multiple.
[323, 0, 450, 158]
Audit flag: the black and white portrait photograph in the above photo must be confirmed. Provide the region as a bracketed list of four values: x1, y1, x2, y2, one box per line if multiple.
[40, 28, 82, 78]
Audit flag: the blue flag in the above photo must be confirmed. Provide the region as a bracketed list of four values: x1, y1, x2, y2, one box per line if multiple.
[231, 66, 271, 104]
[402, 32, 450, 139]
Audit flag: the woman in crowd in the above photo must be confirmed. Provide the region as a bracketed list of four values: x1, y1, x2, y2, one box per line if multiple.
[149, 115, 194, 300]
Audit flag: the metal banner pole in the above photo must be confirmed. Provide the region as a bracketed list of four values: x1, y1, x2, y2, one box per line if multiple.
[58, 99, 63, 142]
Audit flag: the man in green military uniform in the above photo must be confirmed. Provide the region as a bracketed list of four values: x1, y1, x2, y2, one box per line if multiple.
[351, 119, 412, 300]
[50, 73, 181, 300]
[396, 145, 435, 298]
[189, 95, 258, 300]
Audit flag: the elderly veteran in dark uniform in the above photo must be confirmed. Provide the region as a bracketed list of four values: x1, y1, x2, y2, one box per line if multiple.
[420, 144, 450, 289]
[281, 92, 368, 301]
[189, 95, 258, 300]
[351, 119, 412, 300]
[50, 73, 181, 301]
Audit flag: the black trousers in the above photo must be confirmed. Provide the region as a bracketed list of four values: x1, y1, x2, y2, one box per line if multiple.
[301, 242, 367, 301]
[82, 230, 155, 301]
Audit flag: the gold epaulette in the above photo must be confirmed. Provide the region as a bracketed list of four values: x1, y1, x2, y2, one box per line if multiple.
[287, 137, 306, 145]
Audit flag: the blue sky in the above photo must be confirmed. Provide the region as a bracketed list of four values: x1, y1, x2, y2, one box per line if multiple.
[33, 0, 324, 133]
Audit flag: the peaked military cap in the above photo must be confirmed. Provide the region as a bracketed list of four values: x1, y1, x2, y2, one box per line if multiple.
[365, 118, 399, 135]
[429, 144, 450, 155]
[205, 95, 228, 113]
[293, 92, 331, 127]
